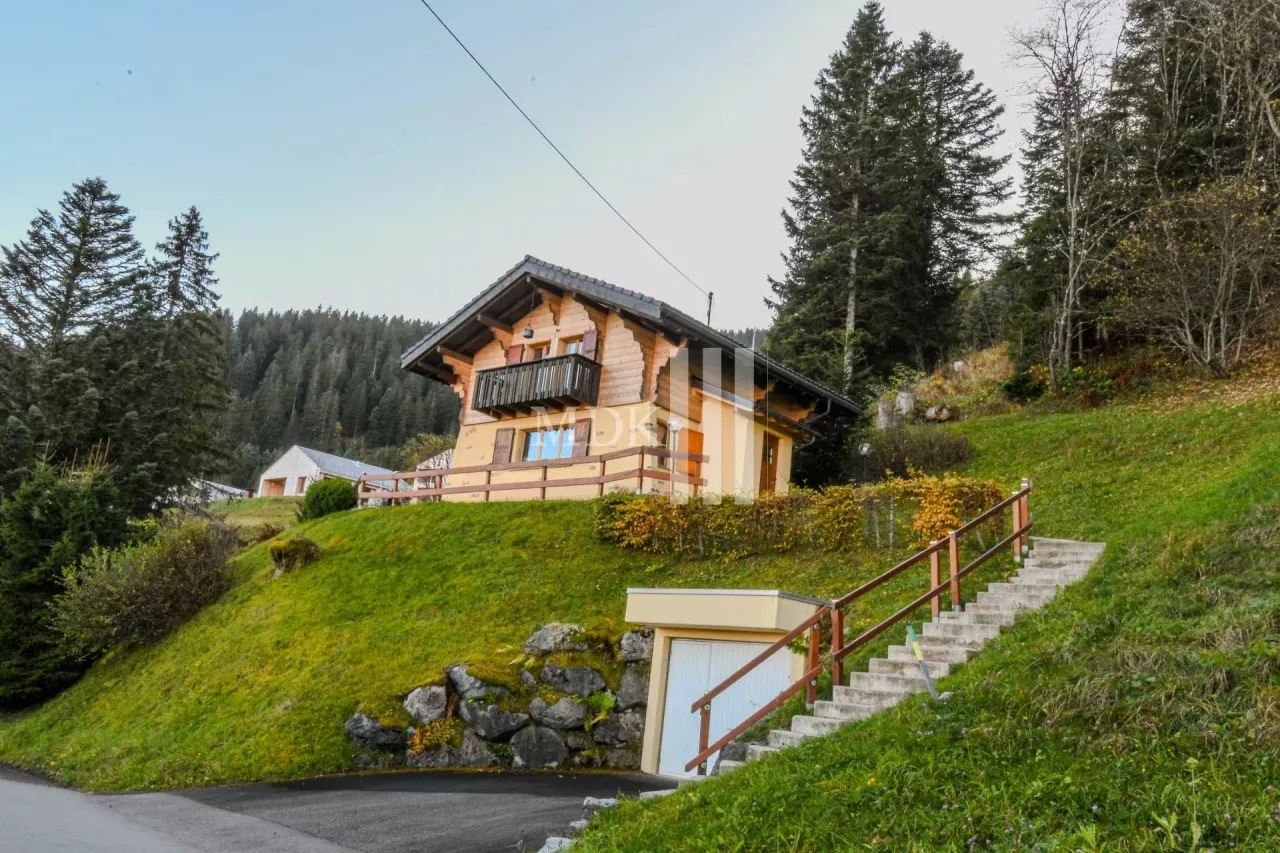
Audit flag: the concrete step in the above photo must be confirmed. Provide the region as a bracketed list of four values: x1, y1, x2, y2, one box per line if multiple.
[937, 608, 1017, 627]
[811, 700, 879, 722]
[1016, 567, 1086, 584]
[887, 642, 973, 664]
[1031, 536, 1106, 549]
[1024, 556, 1095, 569]
[985, 581, 1061, 598]
[745, 744, 779, 762]
[922, 620, 1002, 642]
[918, 632, 989, 653]
[870, 656, 954, 678]
[716, 759, 745, 774]
[964, 600, 1035, 616]
[768, 729, 811, 749]
[846, 671, 931, 694]
[793, 712, 858, 734]
[832, 684, 915, 708]
[977, 589, 1053, 609]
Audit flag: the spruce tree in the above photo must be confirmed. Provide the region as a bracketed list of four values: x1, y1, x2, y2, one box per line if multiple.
[0, 178, 145, 353]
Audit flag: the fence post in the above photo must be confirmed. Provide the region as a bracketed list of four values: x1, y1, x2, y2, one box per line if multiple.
[831, 608, 844, 688]
[948, 530, 961, 609]
[697, 705, 711, 776]
[930, 541, 942, 617]
[1011, 488, 1022, 563]
[1020, 478, 1031, 556]
[806, 622, 821, 705]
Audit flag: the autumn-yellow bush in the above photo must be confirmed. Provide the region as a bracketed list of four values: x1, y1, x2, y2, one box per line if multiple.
[594, 473, 1006, 558]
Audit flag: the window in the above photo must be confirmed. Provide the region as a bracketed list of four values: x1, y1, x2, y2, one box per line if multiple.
[530, 344, 550, 361]
[562, 338, 583, 355]
[522, 427, 575, 461]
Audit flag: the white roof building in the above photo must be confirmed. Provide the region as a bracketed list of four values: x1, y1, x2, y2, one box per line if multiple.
[257, 446, 394, 497]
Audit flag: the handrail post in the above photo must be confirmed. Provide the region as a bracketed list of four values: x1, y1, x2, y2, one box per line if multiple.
[697, 705, 711, 776]
[1010, 489, 1022, 563]
[830, 607, 844, 688]
[948, 530, 961, 609]
[929, 541, 942, 617]
[1021, 478, 1031, 557]
[806, 621, 821, 704]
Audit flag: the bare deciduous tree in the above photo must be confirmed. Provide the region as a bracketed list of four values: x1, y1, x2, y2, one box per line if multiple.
[1012, 0, 1127, 377]
[1111, 178, 1279, 375]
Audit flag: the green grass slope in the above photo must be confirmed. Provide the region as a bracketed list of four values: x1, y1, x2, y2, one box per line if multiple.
[0, 491, 971, 791]
[579, 393, 1280, 851]
[207, 496, 301, 542]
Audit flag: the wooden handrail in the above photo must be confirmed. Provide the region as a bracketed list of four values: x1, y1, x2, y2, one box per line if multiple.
[687, 478, 1035, 776]
[684, 661, 824, 774]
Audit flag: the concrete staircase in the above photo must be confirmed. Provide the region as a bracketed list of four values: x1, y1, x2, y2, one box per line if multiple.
[718, 537, 1105, 773]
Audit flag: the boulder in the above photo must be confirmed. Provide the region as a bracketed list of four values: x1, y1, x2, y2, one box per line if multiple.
[719, 741, 748, 762]
[564, 731, 592, 751]
[344, 713, 407, 752]
[519, 669, 538, 689]
[582, 796, 619, 817]
[458, 730, 498, 767]
[406, 744, 459, 768]
[447, 664, 509, 702]
[591, 710, 644, 747]
[619, 628, 653, 662]
[894, 390, 916, 416]
[541, 664, 605, 697]
[537, 839, 575, 853]
[353, 753, 381, 771]
[458, 701, 528, 741]
[512, 725, 568, 769]
[524, 622, 588, 654]
[616, 666, 648, 711]
[607, 748, 639, 770]
[936, 405, 953, 422]
[403, 685, 447, 724]
[530, 696, 587, 730]
[875, 401, 894, 430]
[952, 359, 967, 374]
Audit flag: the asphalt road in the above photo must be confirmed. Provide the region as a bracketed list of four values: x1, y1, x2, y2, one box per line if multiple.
[0, 765, 674, 853]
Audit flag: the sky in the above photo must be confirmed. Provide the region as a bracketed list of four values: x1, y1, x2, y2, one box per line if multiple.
[0, 1, 1048, 331]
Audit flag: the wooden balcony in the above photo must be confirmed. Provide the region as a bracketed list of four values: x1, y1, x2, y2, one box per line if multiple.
[471, 353, 601, 416]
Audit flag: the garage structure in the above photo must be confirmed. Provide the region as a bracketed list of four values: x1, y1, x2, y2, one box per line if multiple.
[624, 588, 825, 778]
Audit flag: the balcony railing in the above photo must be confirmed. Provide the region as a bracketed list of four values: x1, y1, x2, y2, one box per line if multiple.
[472, 353, 601, 415]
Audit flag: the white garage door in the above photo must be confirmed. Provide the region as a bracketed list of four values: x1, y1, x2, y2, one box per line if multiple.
[657, 638, 792, 777]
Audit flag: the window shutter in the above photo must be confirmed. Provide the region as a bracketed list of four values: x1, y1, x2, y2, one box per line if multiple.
[677, 428, 704, 476]
[582, 326, 599, 361]
[493, 427, 515, 464]
[505, 345, 523, 365]
[572, 418, 592, 457]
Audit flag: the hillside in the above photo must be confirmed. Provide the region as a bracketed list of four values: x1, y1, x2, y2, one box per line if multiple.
[577, 390, 1280, 850]
[0, 493, 971, 791]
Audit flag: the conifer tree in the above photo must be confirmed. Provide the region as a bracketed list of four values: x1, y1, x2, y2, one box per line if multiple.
[0, 178, 145, 353]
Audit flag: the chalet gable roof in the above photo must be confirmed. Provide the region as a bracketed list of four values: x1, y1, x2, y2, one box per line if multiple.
[401, 255, 860, 415]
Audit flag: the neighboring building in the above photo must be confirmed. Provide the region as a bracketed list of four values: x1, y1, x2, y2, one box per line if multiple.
[174, 478, 252, 507]
[389, 256, 859, 503]
[257, 446, 393, 497]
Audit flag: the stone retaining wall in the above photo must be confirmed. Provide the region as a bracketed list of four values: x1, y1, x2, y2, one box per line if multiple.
[345, 623, 653, 772]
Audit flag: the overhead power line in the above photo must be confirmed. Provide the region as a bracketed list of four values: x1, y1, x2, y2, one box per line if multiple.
[412, 0, 714, 315]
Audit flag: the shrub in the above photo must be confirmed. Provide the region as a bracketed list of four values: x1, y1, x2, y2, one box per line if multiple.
[299, 478, 357, 521]
[52, 518, 239, 657]
[850, 426, 974, 483]
[1002, 369, 1048, 403]
[594, 472, 1006, 558]
[269, 536, 322, 577]
[0, 461, 130, 707]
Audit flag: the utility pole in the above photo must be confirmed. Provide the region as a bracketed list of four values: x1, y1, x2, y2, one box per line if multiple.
[706, 292, 714, 326]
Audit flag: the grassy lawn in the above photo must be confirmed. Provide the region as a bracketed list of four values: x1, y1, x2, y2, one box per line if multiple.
[206, 496, 302, 542]
[0, 491, 984, 791]
[576, 392, 1280, 851]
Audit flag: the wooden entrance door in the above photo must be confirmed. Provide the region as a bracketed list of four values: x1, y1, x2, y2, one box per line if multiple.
[759, 434, 779, 494]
